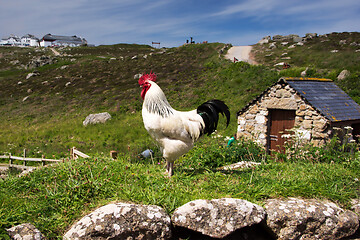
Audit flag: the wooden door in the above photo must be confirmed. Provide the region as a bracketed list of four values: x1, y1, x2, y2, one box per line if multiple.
[268, 109, 296, 153]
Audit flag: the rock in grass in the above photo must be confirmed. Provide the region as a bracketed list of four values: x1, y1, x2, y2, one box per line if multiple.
[7, 223, 45, 240]
[171, 198, 266, 238]
[63, 202, 172, 240]
[337, 70, 350, 81]
[301, 67, 309, 77]
[221, 161, 261, 170]
[265, 198, 359, 240]
[83, 112, 111, 126]
[22, 96, 30, 102]
[26, 71, 40, 79]
[351, 199, 360, 215]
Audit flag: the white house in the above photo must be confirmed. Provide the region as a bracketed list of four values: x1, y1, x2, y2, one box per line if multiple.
[21, 34, 40, 47]
[0, 34, 21, 46]
[0, 38, 7, 45]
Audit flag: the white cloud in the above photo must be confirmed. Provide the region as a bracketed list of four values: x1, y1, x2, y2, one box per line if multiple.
[0, 0, 359, 46]
[212, 0, 279, 17]
[212, 0, 360, 23]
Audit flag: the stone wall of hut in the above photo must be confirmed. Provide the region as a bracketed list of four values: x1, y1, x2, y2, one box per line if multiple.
[237, 83, 331, 148]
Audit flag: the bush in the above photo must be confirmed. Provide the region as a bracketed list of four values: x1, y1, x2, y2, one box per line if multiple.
[273, 128, 358, 164]
[179, 137, 265, 170]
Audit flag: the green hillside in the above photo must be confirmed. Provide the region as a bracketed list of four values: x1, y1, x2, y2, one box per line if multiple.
[0, 32, 359, 239]
[0, 42, 275, 158]
[253, 32, 360, 101]
[1, 33, 359, 158]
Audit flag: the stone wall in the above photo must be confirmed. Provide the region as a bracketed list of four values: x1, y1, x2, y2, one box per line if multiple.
[8, 197, 360, 239]
[237, 82, 332, 148]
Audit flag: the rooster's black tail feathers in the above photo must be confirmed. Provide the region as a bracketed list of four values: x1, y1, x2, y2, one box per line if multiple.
[197, 99, 230, 136]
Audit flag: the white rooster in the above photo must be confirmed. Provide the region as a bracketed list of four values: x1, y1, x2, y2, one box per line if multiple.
[139, 72, 230, 177]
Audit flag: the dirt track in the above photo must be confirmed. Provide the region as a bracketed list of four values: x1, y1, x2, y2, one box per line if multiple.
[225, 46, 256, 64]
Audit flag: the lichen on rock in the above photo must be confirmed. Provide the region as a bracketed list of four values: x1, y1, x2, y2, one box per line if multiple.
[171, 198, 266, 238]
[63, 202, 171, 240]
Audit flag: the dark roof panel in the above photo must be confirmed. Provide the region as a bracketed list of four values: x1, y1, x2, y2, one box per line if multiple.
[42, 34, 85, 44]
[283, 77, 360, 122]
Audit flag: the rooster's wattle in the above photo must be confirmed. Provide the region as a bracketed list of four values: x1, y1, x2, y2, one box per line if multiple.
[139, 72, 230, 177]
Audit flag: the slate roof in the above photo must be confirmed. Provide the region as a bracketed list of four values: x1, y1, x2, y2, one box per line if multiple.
[282, 77, 360, 122]
[3, 34, 20, 41]
[42, 34, 86, 45]
[237, 77, 360, 123]
[22, 34, 39, 40]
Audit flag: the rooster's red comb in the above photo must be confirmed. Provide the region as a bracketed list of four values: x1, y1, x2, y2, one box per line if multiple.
[138, 71, 157, 85]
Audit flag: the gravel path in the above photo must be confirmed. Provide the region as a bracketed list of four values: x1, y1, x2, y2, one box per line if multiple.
[225, 46, 256, 64]
[50, 48, 61, 56]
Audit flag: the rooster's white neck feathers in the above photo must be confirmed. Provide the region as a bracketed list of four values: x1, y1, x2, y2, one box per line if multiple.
[143, 81, 174, 118]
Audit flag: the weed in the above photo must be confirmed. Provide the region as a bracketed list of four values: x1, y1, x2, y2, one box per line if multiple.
[275, 127, 358, 164]
[179, 137, 265, 170]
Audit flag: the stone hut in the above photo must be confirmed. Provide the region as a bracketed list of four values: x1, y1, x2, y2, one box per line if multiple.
[237, 77, 360, 152]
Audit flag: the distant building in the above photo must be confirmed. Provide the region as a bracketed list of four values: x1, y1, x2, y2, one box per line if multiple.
[0, 34, 21, 46]
[0, 34, 39, 47]
[40, 34, 87, 47]
[21, 34, 40, 47]
[0, 38, 7, 46]
[1, 33, 88, 47]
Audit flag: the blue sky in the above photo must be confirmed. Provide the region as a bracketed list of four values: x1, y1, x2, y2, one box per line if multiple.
[1, 0, 359, 47]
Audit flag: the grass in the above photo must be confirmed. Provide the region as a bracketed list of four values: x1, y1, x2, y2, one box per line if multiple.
[1, 36, 359, 158]
[0, 138, 359, 239]
[1, 33, 360, 238]
[0, 42, 281, 158]
[252, 32, 360, 100]
[0, 112, 152, 159]
[253, 32, 360, 70]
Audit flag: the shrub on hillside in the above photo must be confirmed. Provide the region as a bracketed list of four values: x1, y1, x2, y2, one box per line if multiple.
[179, 137, 265, 170]
[273, 128, 358, 165]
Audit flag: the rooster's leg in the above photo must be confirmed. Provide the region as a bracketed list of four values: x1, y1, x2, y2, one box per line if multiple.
[166, 161, 174, 177]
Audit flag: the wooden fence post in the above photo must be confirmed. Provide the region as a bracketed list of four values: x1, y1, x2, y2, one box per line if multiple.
[23, 149, 26, 166]
[9, 153, 12, 166]
[70, 147, 89, 159]
[0, 154, 63, 169]
[70, 147, 75, 160]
